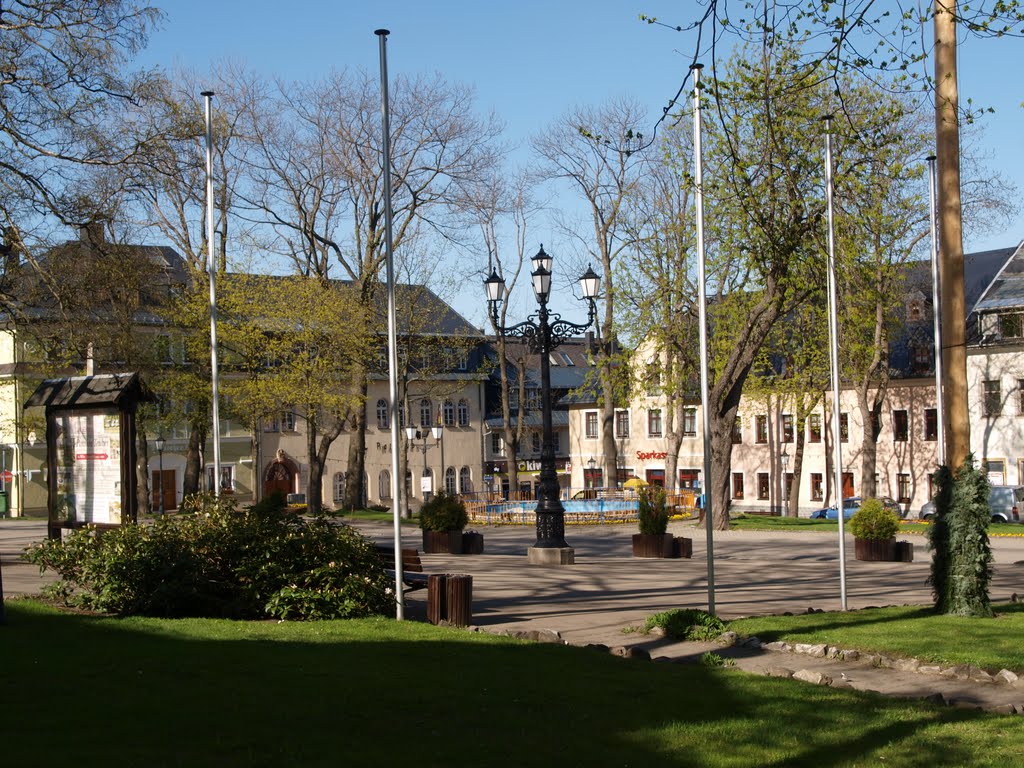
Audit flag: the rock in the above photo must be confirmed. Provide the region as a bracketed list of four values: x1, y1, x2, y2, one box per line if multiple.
[831, 679, 853, 689]
[648, 626, 667, 637]
[941, 664, 971, 680]
[793, 669, 833, 686]
[994, 669, 1019, 685]
[968, 667, 994, 684]
[717, 631, 738, 646]
[826, 647, 842, 659]
[743, 636, 762, 649]
[511, 629, 563, 643]
[918, 665, 943, 675]
[893, 658, 921, 673]
[923, 693, 946, 707]
[763, 666, 794, 678]
[610, 646, 651, 660]
[988, 704, 1017, 715]
[840, 650, 860, 662]
[763, 641, 791, 652]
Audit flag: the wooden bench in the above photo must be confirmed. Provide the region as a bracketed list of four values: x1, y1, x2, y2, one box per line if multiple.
[374, 545, 429, 592]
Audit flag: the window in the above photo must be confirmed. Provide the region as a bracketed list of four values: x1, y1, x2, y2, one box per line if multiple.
[645, 358, 661, 394]
[924, 408, 938, 441]
[457, 399, 470, 427]
[810, 473, 823, 501]
[207, 465, 234, 493]
[755, 415, 768, 444]
[280, 411, 296, 432]
[419, 398, 432, 427]
[893, 410, 909, 441]
[333, 472, 346, 503]
[1019, 380, 1024, 415]
[491, 433, 503, 455]
[459, 466, 472, 494]
[379, 470, 391, 500]
[999, 312, 1024, 338]
[907, 299, 924, 322]
[808, 413, 822, 443]
[985, 459, 1006, 485]
[531, 432, 541, 454]
[732, 473, 744, 500]
[585, 411, 598, 439]
[456, 350, 468, 371]
[732, 416, 742, 444]
[683, 408, 697, 437]
[445, 467, 457, 495]
[897, 473, 911, 504]
[264, 415, 280, 433]
[648, 409, 663, 438]
[615, 410, 630, 439]
[443, 399, 455, 427]
[757, 472, 769, 500]
[984, 380, 1002, 416]
[376, 399, 389, 430]
[782, 414, 794, 443]
[840, 413, 849, 442]
[911, 343, 933, 375]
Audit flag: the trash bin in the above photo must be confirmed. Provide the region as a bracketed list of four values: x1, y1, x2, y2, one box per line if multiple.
[0, 490, 8, 517]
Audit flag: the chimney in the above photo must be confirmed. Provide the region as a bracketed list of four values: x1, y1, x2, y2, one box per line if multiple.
[79, 221, 105, 246]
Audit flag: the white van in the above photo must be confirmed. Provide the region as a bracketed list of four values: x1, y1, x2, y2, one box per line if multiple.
[918, 485, 1024, 523]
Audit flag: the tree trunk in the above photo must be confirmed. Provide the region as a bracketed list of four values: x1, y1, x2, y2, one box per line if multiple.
[183, 423, 205, 496]
[136, 428, 151, 517]
[788, 424, 804, 517]
[934, 1, 970, 468]
[344, 371, 369, 511]
[306, 418, 322, 511]
[857, 393, 881, 498]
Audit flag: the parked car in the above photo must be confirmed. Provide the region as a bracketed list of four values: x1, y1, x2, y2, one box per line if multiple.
[918, 485, 1024, 523]
[811, 496, 904, 520]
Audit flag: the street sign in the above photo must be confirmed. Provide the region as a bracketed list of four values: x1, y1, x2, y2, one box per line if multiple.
[0, 470, 13, 482]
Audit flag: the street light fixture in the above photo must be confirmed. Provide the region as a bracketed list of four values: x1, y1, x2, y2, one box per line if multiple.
[405, 425, 443, 502]
[780, 449, 789, 503]
[155, 434, 166, 516]
[486, 245, 600, 564]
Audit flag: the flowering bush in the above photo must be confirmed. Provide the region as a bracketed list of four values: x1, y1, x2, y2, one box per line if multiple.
[24, 492, 392, 620]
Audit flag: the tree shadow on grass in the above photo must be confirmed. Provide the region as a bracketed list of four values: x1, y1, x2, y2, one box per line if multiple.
[2, 600, 1008, 767]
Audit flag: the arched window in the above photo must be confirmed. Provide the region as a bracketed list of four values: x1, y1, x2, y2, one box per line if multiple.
[420, 398, 432, 427]
[405, 470, 412, 497]
[333, 472, 346, 503]
[443, 399, 456, 427]
[457, 398, 469, 427]
[376, 399, 389, 429]
[378, 470, 391, 500]
[445, 466, 457, 495]
[459, 466, 472, 494]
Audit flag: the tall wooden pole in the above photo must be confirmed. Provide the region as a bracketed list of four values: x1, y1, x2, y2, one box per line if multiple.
[934, 1, 969, 468]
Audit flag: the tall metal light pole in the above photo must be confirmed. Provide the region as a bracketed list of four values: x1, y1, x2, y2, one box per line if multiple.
[202, 90, 222, 497]
[823, 115, 848, 611]
[405, 426, 443, 501]
[155, 434, 166, 516]
[486, 246, 600, 565]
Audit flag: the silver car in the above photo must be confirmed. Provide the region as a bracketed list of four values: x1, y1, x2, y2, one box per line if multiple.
[918, 485, 1024, 523]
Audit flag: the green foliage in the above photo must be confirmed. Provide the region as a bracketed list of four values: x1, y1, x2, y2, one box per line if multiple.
[24, 493, 393, 619]
[418, 492, 468, 532]
[700, 652, 735, 668]
[636, 486, 669, 535]
[929, 457, 994, 618]
[848, 498, 900, 540]
[643, 608, 726, 641]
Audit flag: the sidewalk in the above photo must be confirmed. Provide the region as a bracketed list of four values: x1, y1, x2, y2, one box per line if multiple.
[5, 517, 1024, 713]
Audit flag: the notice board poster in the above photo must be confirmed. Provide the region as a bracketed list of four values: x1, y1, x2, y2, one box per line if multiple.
[54, 409, 123, 525]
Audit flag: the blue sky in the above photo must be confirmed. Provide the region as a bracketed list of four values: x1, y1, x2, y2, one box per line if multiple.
[138, 1, 1023, 321]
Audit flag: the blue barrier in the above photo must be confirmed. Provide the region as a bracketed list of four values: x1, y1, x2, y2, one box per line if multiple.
[480, 498, 640, 525]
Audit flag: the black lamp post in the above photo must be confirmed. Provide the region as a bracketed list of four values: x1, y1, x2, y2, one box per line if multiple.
[155, 434, 166, 516]
[405, 426, 443, 501]
[485, 245, 600, 562]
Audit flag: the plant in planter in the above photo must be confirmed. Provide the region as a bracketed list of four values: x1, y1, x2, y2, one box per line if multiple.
[633, 487, 676, 558]
[419, 493, 469, 554]
[849, 498, 900, 561]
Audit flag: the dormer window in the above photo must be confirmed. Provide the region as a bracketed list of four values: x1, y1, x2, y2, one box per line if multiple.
[905, 290, 926, 323]
[999, 312, 1024, 339]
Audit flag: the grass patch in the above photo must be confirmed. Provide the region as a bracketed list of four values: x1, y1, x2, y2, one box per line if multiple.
[4, 599, 1023, 767]
[729, 515, 836, 531]
[335, 508, 418, 523]
[729, 602, 1024, 672]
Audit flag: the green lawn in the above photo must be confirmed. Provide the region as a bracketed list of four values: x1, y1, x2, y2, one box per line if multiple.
[729, 603, 1024, 672]
[728, 515, 1024, 537]
[3, 599, 1022, 767]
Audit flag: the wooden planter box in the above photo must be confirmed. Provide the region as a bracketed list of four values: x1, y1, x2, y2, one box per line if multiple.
[462, 531, 484, 555]
[854, 537, 897, 562]
[674, 537, 693, 558]
[422, 529, 464, 554]
[632, 533, 676, 558]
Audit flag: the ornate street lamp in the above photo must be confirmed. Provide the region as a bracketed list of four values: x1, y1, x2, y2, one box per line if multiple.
[486, 245, 600, 564]
[155, 434, 166, 516]
[405, 425, 443, 502]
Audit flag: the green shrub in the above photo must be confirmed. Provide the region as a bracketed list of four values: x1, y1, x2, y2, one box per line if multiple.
[24, 493, 393, 620]
[929, 456, 993, 618]
[637, 486, 669, 535]
[418, 493, 468, 531]
[643, 608, 725, 641]
[848, 498, 900, 540]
